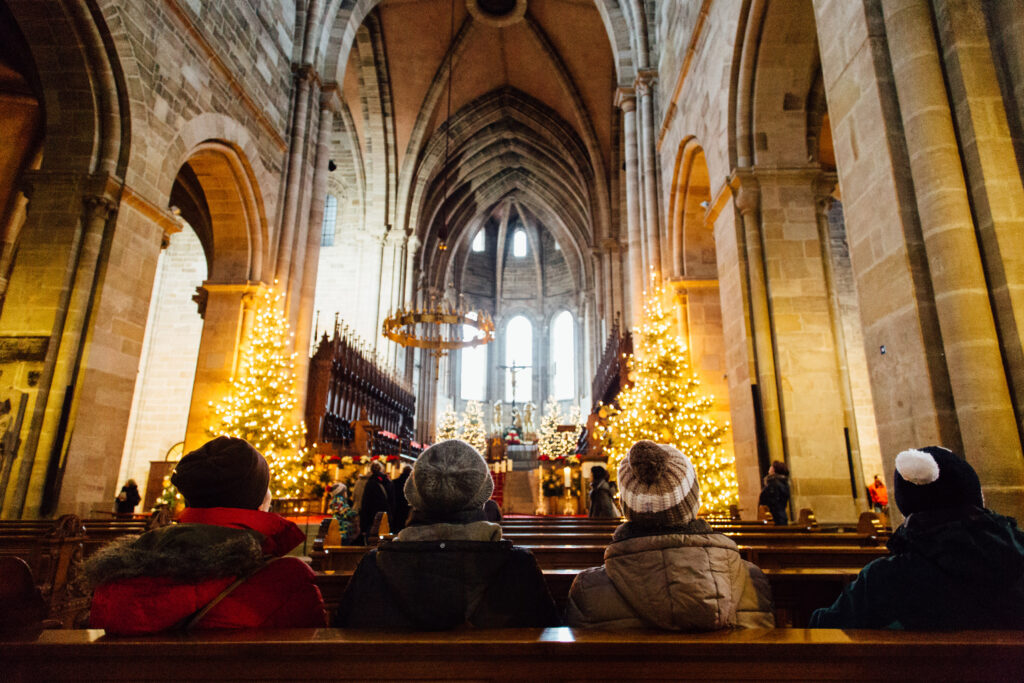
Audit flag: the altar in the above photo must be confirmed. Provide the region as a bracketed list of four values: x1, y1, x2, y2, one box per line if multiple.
[506, 444, 539, 470]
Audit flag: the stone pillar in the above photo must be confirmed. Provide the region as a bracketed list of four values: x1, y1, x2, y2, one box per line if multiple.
[812, 0, 960, 518]
[933, 0, 1024, 452]
[616, 88, 644, 326]
[294, 103, 334, 414]
[274, 66, 315, 287]
[604, 239, 624, 324]
[753, 168, 857, 521]
[882, 0, 1024, 516]
[731, 174, 785, 472]
[711, 196, 762, 512]
[5, 175, 120, 518]
[184, 282, 264, 453]
[813, 176, 866, 509]
[636, 70, 662, 281]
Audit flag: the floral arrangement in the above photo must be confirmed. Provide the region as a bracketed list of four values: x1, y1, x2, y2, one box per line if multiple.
[505, 427, 522, 445]
[538, 453, 580, 464]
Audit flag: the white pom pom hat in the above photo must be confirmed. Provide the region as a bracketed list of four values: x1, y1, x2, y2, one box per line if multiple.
[893, 446, 983, 515]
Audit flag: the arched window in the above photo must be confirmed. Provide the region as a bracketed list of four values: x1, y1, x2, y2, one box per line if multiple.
[320, 194, 337, 246]
[512, 229, 527, 257]
[460, 313, 487, 401]
[504, 315, 532, 402]
[471, 230, 485, 252]
[550, 310, 575, 400]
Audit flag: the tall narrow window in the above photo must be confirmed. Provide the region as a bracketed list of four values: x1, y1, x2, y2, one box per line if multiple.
[551, 310, 575, 400]
[460, 313, 487, 401]
[471, 230, 485, 252]
[504, 315, 532, 402]
[321, 194, 337, 246]
[512, 229, 527, 257]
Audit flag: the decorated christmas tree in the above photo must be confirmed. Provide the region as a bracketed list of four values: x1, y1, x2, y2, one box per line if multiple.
[537, 398, 565, 458]
[560, 404, 583, 457]
[207, 287, 316, 499]
[460, 400, 488, 455]
[598, 285, 738, 511]
[437, 407, 459, 441]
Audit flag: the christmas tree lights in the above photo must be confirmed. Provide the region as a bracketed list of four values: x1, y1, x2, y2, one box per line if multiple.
[537, 398, 565, 458]
[437, 407, 459, 441]
[597, 284, 739, 511]
[460, 400, 488, 455]
[207, 287, 316, 499]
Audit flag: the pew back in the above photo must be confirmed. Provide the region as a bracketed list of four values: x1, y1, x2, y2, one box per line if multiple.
[3, 629, 1021, 681]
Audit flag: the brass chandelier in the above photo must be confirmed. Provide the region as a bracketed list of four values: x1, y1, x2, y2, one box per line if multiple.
[382, 303, 494, 352]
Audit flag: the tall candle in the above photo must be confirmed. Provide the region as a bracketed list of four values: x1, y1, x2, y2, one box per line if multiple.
[563, 466, 571, 489]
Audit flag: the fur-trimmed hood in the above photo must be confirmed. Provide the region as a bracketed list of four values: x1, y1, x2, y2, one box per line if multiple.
[83, 507, 305, 588]
[83, 524, 265, 587]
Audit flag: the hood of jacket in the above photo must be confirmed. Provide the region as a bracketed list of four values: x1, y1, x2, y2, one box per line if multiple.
[889, 506, 1024, 591]
[602, 520, 749, 630]
[83, 507, 304, 587]
[374, 521, 514, 629]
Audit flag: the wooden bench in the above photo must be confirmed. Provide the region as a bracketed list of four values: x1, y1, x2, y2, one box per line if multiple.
[3, 629, 1021, 680]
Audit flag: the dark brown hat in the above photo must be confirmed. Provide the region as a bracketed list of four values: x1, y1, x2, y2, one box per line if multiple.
[171, 436, 269, 510]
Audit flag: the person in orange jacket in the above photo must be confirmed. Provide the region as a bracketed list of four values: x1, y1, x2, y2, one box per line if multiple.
[868, 474, 888, 514]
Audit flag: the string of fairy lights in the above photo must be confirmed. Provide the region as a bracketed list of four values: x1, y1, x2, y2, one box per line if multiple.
[597, 284, 739, 511]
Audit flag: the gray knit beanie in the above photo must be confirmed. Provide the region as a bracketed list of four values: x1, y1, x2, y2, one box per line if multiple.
[405, 439, 494, 515]
[617, 440, 701, 526]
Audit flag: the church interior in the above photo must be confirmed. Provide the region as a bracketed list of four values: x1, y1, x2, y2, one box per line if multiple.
[2, 0, 1024, 671]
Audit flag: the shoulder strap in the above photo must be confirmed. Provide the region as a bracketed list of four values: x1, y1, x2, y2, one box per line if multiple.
[179, 557, 283, 633]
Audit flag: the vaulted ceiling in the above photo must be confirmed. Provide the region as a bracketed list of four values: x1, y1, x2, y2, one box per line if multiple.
[327, 0, 619, 293]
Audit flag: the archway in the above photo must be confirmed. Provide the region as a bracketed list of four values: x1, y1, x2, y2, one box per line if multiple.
[667, 140, 737, 489]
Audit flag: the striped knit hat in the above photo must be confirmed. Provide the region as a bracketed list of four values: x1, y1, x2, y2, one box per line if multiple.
[617, 440, 700, 527]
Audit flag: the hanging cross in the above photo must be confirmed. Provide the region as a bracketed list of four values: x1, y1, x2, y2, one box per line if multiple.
[498, 361, 531, 408]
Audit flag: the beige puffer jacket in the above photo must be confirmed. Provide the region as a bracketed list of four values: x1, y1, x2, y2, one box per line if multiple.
[566, 524, 775, 630]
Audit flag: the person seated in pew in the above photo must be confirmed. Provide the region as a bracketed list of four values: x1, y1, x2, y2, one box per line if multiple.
[810, 446, 1024, 630]
[335, 439, 560, 629]
[587, 465, 621, 519]
[84, 436, 327, 634]
[566, 441, 774, 630]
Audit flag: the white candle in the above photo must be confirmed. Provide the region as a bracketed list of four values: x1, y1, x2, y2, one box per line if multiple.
[563, 466, 571, 489]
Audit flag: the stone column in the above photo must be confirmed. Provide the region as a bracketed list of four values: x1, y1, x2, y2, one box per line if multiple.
[732, 174, 785, 470]
[636, 70, 662, 281]
[274, 66, 315, 286]
[603, 238, 624, 324]
[616, 88, 644, 326]
[932, 0, 1024, 449]
[184, 282, 264, 452]
[293, 103, 334, 413]
[883, 0, 1024, 516]
[813, 176, 866, 508]
[6, 177, 119, 518]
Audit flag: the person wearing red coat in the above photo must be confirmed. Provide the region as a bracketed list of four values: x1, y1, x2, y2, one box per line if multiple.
[85, 437, 326, 634]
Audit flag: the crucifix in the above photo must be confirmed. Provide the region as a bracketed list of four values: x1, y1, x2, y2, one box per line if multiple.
[498, 361, 531, 411]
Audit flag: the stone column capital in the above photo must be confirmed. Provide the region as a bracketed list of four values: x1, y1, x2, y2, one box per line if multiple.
[615, 87, 636, 112]
[813, 172, 840, 206]
[730, 169, 760, 215]
[635, 69, 658, 96]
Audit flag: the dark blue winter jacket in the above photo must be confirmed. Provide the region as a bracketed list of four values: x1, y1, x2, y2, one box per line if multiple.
[810, 505, 1024, 629]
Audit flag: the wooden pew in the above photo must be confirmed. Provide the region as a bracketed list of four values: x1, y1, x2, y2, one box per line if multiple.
[741, 546, 888, 570]
[4, 629, 1022, 680]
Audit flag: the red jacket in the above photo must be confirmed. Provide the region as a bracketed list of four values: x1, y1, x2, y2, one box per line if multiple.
[88, 507, 325, 634]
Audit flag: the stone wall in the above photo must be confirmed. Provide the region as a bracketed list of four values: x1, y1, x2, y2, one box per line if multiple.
[118, 226, 207, 508]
